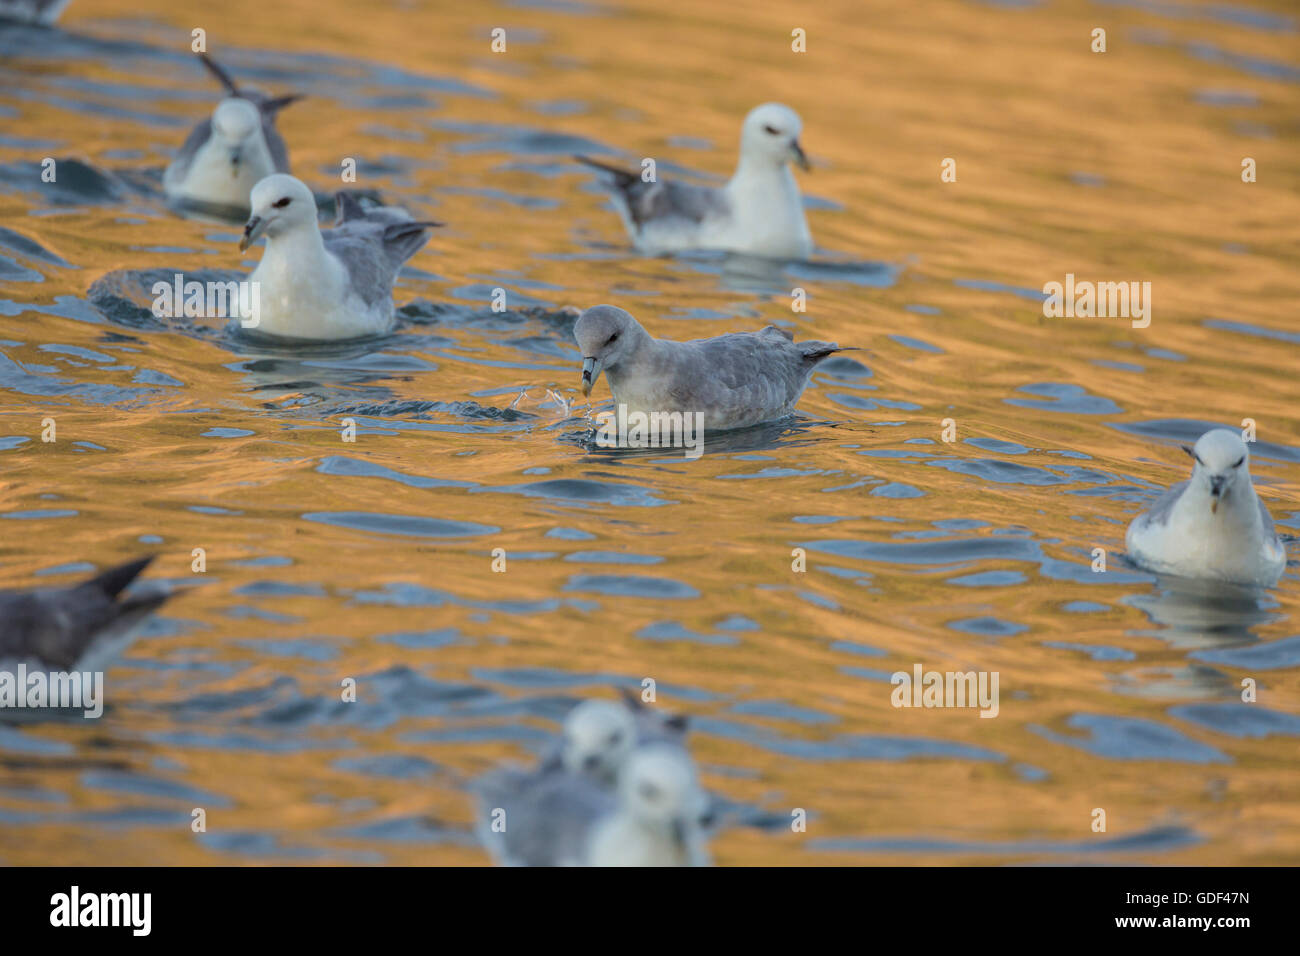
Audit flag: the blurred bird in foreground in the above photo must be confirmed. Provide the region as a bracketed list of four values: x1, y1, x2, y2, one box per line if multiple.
[473, 692, 710, 866]
[0, 556, 170, 674]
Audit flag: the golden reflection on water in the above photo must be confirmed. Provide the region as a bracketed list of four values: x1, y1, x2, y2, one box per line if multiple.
[0, 0, 1298, 864]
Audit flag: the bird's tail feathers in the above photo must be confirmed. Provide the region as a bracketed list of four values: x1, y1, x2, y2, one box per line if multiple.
[801, 343, 859, 364]
[574, 154, 638, 187]
[383, 219, 445, 242]
[197, 52, 241, 97]
[84, 555, 156, 601]
[117, 590, 171, 618]
[382, 220, 443, 263]
[260, 93, 304, 116]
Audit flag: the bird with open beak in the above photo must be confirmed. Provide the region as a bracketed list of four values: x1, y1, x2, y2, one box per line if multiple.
[1125, 428, 1286, 587]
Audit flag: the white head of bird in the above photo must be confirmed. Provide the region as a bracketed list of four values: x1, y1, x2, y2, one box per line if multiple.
[240, 174, 317, 251]
[619, 744, 709, 843]
[738, 102, 809, 172]
[561, 699, 637, 785]
[210, 98, 263, 177]
[1185, 429, 1251, 515]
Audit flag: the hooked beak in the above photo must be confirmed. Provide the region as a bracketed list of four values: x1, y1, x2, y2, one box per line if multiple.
[791, 139, 811, 172]
[1209, 475, 1226, 514]
[671, 817, 688, 846]
[697, 799, 716, 830]
[580, 356, 602, 397]
[239, 215, 268, 253]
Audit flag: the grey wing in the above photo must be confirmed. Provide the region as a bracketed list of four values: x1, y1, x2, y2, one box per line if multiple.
[256, 95, 302, 173]
[1257, 493, 1281, 543]
[576, 156, 727, 230]
[197, 52, 241, 97]
[324, 206, 434, 306]
[628, 179, 727, 231]
[470, 766, 531, 864]
[323, 226, 399, 310]
[532, 734, 565, 773]
[475, 767, 613, 866]
[167, 118, 213, 183]
[262, 122, 290, 173]
[674, 329, 809, 410]
[471, 765, 537, 817]
[523, 775, 614, 866]
[379, 219, 435, 269]
[1135, 480, 1188, 530]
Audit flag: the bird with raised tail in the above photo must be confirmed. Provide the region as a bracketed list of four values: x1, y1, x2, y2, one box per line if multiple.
[1126, 429, 1286, 587]
[574, 304, 852, 431]
[0, 556, 170, 674]
[576, 102, 814, 260]
[237, 174, 440, 340]
[164, 53, 302, 215]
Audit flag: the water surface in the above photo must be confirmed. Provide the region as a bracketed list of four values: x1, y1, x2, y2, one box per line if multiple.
[1, 0, 1298, 865]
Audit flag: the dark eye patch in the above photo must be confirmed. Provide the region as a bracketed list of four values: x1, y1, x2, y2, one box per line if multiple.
[763, 124, 780, 136]
[1232, 456, 1245, 468]
[272, 197, 292, 209]
[605, 332, 619, 346]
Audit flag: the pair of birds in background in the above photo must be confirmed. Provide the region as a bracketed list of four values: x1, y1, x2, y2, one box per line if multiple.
[164, 55, 813, 267]
[161, 55, 845, 426]
[473, 692, 711, 866]
[163, 55, 442, 340]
